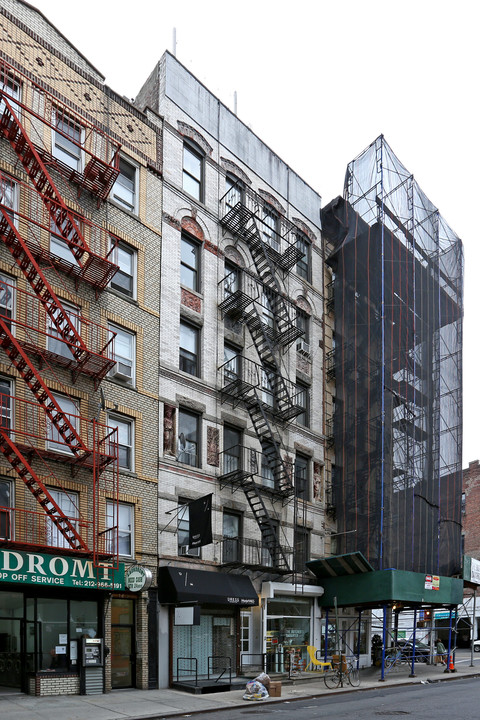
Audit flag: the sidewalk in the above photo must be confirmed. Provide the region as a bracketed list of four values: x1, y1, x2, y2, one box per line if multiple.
[1, 659, 479, 720]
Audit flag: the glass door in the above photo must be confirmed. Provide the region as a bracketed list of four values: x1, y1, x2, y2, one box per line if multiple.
[0, 617, 23, 689]
[111, 598, 135, 689]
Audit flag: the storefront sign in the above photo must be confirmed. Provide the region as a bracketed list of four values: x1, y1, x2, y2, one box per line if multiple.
[0, 549, 125, 590]
[125, 565, 152, 592]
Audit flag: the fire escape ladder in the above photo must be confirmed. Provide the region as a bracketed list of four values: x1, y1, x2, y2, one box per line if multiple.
[242, 481, 291, 571]
[0, 429, 88, 550]
[0, 94, 91, 258]
[0, 318, 88, 456]
[246, 389, 294, 497]
[0, 209, 89, 364]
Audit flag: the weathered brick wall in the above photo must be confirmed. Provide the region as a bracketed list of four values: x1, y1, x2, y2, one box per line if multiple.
[463, 460, 480, 558]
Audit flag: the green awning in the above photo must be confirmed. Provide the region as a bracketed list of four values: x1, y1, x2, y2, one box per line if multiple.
[306, 552, 374, 579]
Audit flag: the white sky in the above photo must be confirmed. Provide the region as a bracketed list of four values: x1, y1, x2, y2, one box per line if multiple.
[29, 0, 480, 465]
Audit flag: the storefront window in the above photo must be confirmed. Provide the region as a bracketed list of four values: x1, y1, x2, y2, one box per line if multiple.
[172, 605, 237, 677]
[266, 595, 311, 673]
[70, 600, 98, 640]
[37, 597, 68, 670]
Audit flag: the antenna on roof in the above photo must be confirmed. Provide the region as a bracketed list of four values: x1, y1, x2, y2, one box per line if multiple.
[173, 28, 177, 57]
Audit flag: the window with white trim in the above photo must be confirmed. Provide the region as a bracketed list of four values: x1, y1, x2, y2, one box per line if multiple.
[183, 141, 204, 201]
[46, 487, 78, 549]
[47, 393, 78, 454]
[177, 499, 200, 557]
[106, 501, 134, 557]
[111, 157, 137, 213]
[177, 409, 200, 468]
[47, 301, 80, 360]
[0, 68, 21, 116]
[108, 414, 134, 471]
[179, 320, 199, 377]
[0, 478, 12, 541]
[296, 232, 311, 281]
[49, 212, 82, 266]
[109, 324, 135, 384]
[53, 109, 83, 171]
[110, 240, 136, 298]
[0, 272, 15, 330]
[0, 175, 18, 227]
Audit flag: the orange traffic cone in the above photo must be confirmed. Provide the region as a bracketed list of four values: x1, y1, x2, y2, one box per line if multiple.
[448, 655, 456, 672]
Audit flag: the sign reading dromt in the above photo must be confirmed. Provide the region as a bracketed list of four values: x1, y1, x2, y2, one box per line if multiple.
[0, 549, 125, 590]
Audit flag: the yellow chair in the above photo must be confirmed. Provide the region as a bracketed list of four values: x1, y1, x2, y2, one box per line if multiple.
[305, 646, 333, 672]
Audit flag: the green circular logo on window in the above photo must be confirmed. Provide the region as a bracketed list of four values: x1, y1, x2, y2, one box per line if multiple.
[125, 565, 153, 592]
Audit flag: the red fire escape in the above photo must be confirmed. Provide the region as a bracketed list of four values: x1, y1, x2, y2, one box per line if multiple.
[0, 62, 121, 568]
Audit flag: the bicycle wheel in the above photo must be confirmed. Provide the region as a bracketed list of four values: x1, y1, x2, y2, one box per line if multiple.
[348, 668, 360, 687]
[385, 654, 396, 669]
[324, 670, 341, 689]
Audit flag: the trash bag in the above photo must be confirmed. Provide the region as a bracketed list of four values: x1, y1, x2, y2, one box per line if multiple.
[243, 679, 269, 701]
[254, 672, 271, 690]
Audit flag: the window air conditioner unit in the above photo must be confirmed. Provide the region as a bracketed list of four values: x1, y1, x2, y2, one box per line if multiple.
[180, 545, 189, 556]
[296, 339, 311, 357]
[111, 361, 132, 382]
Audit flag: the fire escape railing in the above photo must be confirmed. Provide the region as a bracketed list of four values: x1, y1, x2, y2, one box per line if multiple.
[0, 59, 121, 201]
[219, 536, 292, 573]
[218, 185, 311, 574]
[0, 277, 115, 382]
[0, 73, 120, 564]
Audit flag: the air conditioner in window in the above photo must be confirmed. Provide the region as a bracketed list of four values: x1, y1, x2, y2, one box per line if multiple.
[180, 545, 200, 557]
[110, 361, 132, 382]
[296, 339, 311, 357]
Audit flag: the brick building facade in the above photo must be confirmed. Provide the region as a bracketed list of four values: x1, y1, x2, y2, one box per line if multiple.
[0, 0, 160, 695]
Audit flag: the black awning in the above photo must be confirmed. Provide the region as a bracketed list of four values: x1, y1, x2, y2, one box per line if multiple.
[158, 566, 259, 607]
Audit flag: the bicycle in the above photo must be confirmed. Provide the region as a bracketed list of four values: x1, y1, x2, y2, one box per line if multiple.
[324, 656, 360, 689]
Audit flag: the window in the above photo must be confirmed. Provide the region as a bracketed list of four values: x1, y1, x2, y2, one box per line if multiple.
[47, 393, 78, 454]
[223, 343, 240, 383]
[53, 109, 83, 171]
[296, 233, 311, 281]
[180, 235, 200, 291]
[261, 519, 278, 566]
[262, 207, 279, 252]
[0, 272, 15, 329]
[111, 157, 137, 212]
[179, 320, 199, 377]
[0, 68, 21, 116]
[261, 365, 276, 408]
[225, 173, 244, 213]
[106, 501, 134, 557]
[109, 324, 135, 384]
[296, 381, 309, 427]
[224, 260, 240, 298]
[294, 526, 309, 572]
[47, 301, 79, 360]
[296, 309, 311, 355]
[295, 454, 309, 500]
[177, 409, 200, 467]
[0, 478, 12, 541]
[223, 425, 242, 476]
[46, 488, 78, 549]
[108, 414, 134, 471]
[261, 441, 275, 489]
[177, 499, 200, 556]
[110, 240, 136, 298]
[0, 175, 18, 227]
[50, 213, 82, 266]
[261, 290, 276, 330]
[183, 141, 203, 201]
[0, 377, 13, 434]
[223, 511, 241, 563]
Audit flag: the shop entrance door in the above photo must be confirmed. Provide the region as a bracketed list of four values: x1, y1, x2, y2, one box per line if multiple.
[0, 617, 23, 690]
[111, 599, 135, 689]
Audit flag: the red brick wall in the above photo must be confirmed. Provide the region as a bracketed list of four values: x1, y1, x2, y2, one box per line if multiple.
[463, 460, 480, 559]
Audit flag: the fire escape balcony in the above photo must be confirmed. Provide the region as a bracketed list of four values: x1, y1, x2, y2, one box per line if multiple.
[0, 392, 117, 470]
[219, 184, 304, 273]
[218, 445, 259, 490]
[0, 278, 115, 383]
[219, 356, 304, 424]
[326, 348, 335, 380]
[219, 536, 292, 574]
[0, 59, 121, 202]
[0, 174, 119, 292]
[326, 280, 334, 313]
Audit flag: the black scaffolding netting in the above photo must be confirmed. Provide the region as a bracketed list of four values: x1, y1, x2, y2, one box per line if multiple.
[322, 136, 463, 576]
